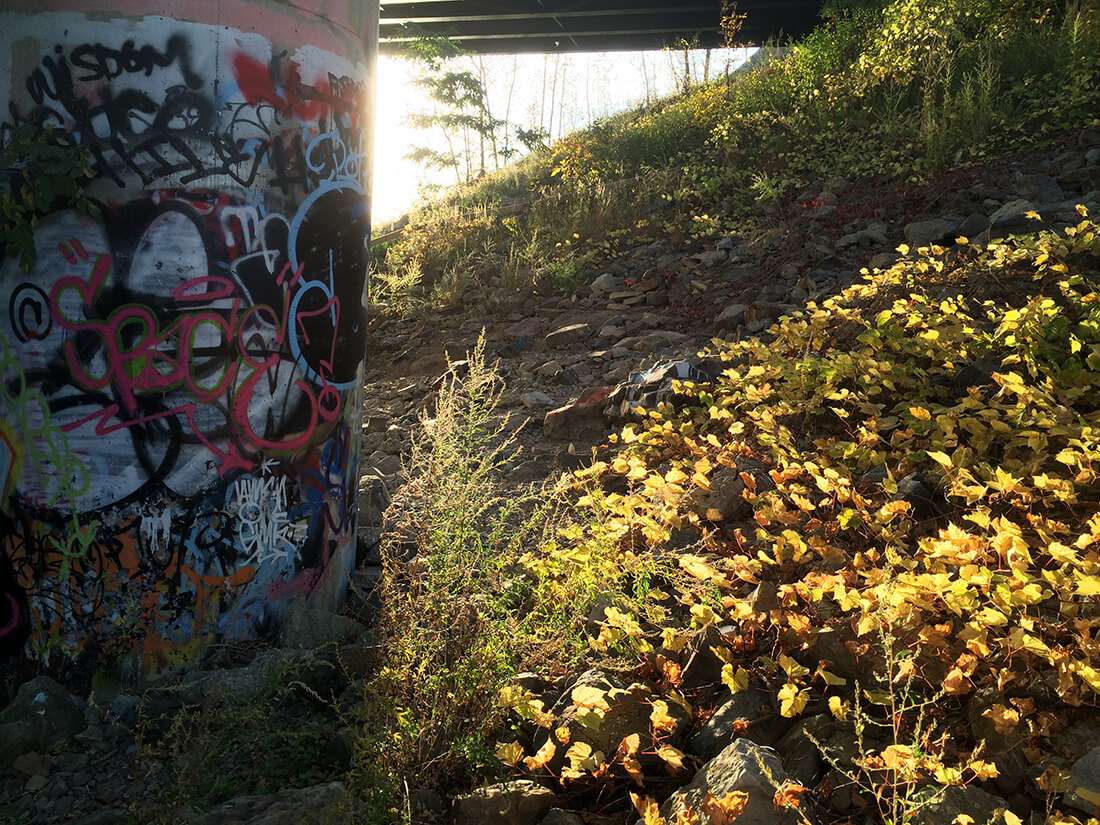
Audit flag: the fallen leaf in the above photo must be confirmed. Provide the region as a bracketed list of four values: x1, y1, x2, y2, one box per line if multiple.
[778, 682, 809, 717]
[700, 791, 749, 825]
[773, 780, 808, 809]
[631, 792, 664, 825]
[571, 684, 611, 711]
[722, 664, 751, 694]
[656, 743, 688, 773]
[523, 740, 556, 771]
[494, 741, 524, 768]
[651, 700, 680, 735]
[657, 654, 684, 688]
[981, 703, 1020, 735]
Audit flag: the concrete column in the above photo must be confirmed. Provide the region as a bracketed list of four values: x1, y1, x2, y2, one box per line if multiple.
[0, 1, 377, 674]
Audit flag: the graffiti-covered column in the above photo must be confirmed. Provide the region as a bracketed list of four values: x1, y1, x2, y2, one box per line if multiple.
[0, 1, 377, 674]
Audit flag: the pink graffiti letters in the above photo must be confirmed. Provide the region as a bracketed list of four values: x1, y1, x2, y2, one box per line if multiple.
[47, 243, 333, 466]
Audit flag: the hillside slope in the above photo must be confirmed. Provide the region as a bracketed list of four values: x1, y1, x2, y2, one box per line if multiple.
[355, 2, 1100, 824]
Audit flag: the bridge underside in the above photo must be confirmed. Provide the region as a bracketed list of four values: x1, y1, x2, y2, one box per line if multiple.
[379, 1, 823, 55]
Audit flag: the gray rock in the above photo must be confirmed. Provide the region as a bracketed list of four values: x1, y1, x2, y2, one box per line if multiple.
[69, 810, 132, 825]
[542, 808, 586, 825]
[363, 414, 390, 434]
[453, 780, 558, 825]
[1012, 172, 1063, 203]
[694, 249, 728, 266]
[278, 605, 365, 649]
[867, 252, 896, 270]
[774, 715, 854, 788]
[358, 473, 391, 534]
[1052, 716, 1100, 760]
[808, 203, 837, 220]
[543, 669, 687, 766]
[520, 391, 555, 409]
[1087, 147, 1100, 166]
[505, 317, 545, 339]
[543, 390, 610, 440]
[546, 323, 591, 347]
[185, 781, 346, 825]
[0, 676, 87, 773]
[689, 688, 773, 759]
[959, 212, 991, 238]
[1060, 166, 1100, 192]
[365, 449, 403, 476]
[691, 467, 749, 522]
[176, 649, 310, 705]
[910, 784, 1008, 825]
[861, 222, 890, 246]
[1066, 744, 1100, 816]
[11, 751, 49, 778]
[745, 301, 800, 326]
[653, 739, 798, 825]
[893, 472, 941, 521]
[589, 273, 619, 294]
[904, 218, 959, 247]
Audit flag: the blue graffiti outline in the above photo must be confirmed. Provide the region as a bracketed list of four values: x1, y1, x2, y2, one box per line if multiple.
[286, 132, 367, 391]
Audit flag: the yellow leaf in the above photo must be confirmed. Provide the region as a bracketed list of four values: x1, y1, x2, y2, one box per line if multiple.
[829, 696, 850, 721]
[943, 666, 972, 695]
[700, 791, 749, 825]
[655, 743, 688, 773]
[603, 606, 644, 636]
[879, 744, 917, 772]
[650, 700, 680, 735]
[657, 655, 684, 688]
[779, 654, 810, 680]
[659, 630, 689, 658]
[565, 741, 603, 773]
[571, 685, 611, 711]
[666, 468, 689, 485]
[621, 755, 644, 786]
[523, 739, 556, 771]
[630, 792, 664, 825]
[1076, 575, 1100, 596]
[778, 682, 809, 717]
[690, 603, 719, 627]
[910, 406, 932, 420]
[1025, 210, 1042, 221]
[1068, 661, 1100, 693]
[817, 668, 847, 687]
[927, 450, 953, 467]
[953, 816, 975, 825]
[495, 740, 525, 767]
[1035, 764, 1071, 793]
[968, 759, 999, 781]
[1008, 626, 1053, 661]
[981, 703, 1020, 735]
[673, 800, 700, 825]
[496, 686, 533, 709]
[1003, 811, 1023, 825]
[722, 664, 750, 695]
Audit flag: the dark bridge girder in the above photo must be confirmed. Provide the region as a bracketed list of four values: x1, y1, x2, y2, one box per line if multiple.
[379, 1, 823, 55]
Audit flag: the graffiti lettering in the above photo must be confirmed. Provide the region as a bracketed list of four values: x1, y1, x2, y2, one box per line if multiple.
[0, 17, 370, 673]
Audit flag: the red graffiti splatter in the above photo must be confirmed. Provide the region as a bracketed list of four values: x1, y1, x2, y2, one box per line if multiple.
[232, 53, 336, 122]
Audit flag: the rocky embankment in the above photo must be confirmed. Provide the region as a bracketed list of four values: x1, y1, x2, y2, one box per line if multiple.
[3, 127, 1100, 825]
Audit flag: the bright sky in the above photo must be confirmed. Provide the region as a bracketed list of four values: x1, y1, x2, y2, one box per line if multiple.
[371, 48, 754, 223]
